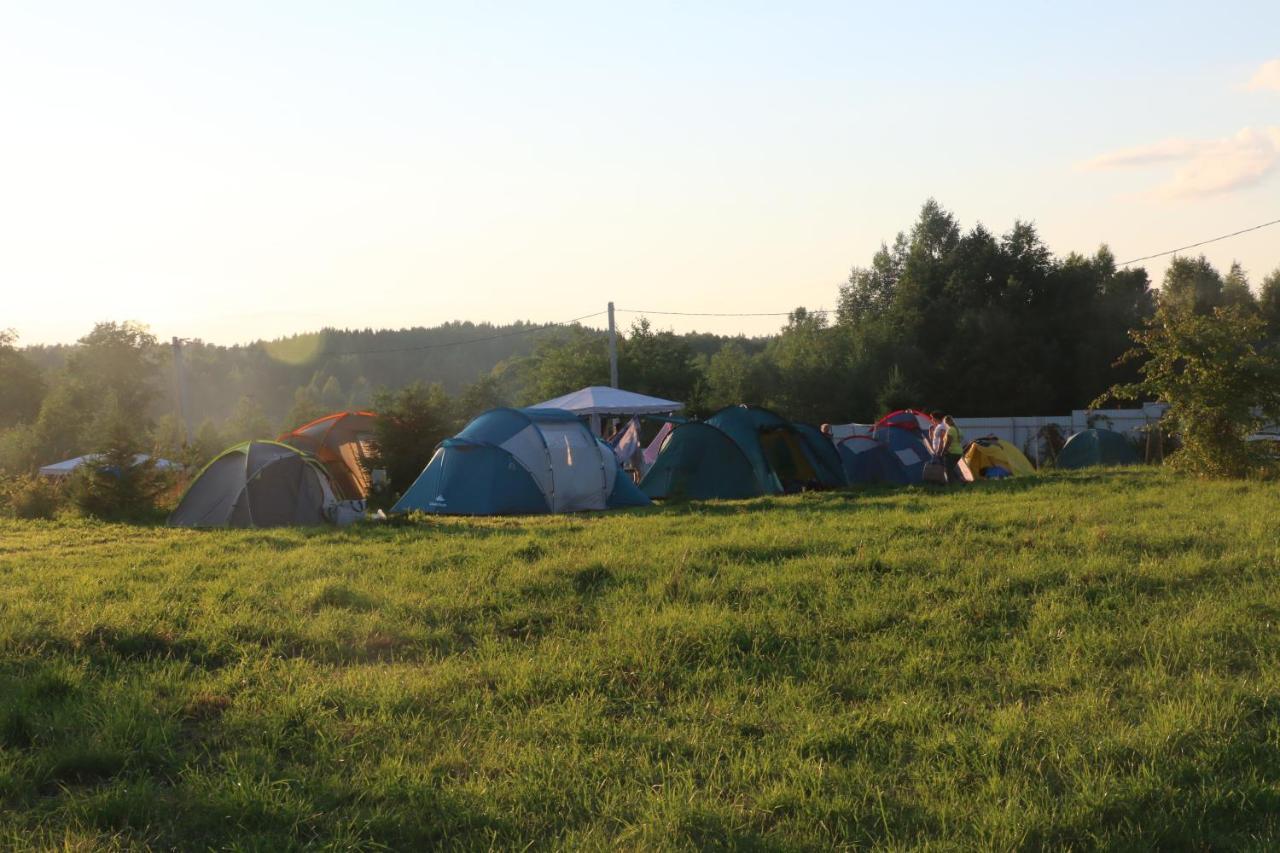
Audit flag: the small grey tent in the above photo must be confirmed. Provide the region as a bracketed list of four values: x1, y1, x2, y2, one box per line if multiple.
[169, 441, 338, 528]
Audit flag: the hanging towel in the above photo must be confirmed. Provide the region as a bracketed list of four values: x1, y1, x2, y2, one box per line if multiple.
[642, 421, 674, 467]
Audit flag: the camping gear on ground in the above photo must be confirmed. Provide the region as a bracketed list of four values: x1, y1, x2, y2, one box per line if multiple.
[836, 436, 911, 485]
[962, 435, 1036, 479]
[871, 410, 937, 484]
[639, 422, 762, 500]
[705, 405, 845, 494]
[532, 386, 684, 435]
[39, 453, 180, 478]
[279, 410, 377, 499]
[922, 459, 948, 486]
[1056, 428, 1141, 469]
[169, 441, 341, 528]
[392, 407, 650, 515]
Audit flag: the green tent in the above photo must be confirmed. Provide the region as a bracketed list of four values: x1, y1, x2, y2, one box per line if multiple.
[705, 405, 845, 494]
[1056, 428, 1141, 469]
[639, 422, 761, 500]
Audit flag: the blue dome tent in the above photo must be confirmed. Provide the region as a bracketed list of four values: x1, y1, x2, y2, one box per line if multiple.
[870, 410, 936, 484]
[392, 408, 650, 515]
[837, 436, 911, 485]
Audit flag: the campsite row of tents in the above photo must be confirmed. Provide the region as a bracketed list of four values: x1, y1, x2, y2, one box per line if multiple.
[164, 386, 1143, 527]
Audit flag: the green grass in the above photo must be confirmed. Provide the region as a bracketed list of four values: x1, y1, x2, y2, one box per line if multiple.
[2, 469, 1280, 850]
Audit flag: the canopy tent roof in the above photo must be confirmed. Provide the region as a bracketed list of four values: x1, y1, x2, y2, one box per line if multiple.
[39, 453, 180, 478]
[532, 386, 684, 417]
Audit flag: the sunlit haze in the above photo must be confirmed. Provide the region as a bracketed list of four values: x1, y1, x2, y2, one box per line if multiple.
[3, 1, 1279, 345]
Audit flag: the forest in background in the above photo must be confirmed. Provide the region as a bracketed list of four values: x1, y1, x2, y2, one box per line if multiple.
[3, 200, 1279, 477]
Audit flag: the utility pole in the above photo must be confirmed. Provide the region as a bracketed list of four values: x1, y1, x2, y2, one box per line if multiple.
[607, 301, 618, 389]
[171, 337, 189, 444]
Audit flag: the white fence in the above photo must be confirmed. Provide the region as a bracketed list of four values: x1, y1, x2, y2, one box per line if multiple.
[830, 404, 1171, 465]
[954, 404, 1169, 466]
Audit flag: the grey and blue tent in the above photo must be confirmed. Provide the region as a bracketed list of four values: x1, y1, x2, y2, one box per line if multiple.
[169, 441, 338, 528]
[392, 407, 650, 515]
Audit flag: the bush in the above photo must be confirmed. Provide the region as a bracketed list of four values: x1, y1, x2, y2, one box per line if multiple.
[3, 475, 64, 520]
[69, 425, 168, 522]
[1099, 304, 1280, 478]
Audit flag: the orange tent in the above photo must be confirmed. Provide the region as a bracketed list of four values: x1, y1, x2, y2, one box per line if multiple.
[279, 411, 377, 500]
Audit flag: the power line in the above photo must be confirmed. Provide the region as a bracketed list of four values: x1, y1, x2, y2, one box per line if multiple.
[1118, 217, 1280, 267]
[616, 308, 833, 317]
[330, 310, 606, 356]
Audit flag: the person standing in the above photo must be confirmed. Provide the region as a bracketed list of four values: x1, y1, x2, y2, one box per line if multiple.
[928, 412, 947, 458]
[941, 415, 965, 482]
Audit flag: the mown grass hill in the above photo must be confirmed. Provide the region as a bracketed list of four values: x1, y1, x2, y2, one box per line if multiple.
[3, 469, 1280, 849]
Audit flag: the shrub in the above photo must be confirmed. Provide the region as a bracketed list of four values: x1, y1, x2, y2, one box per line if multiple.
[1098, 304, 1280, 478]
[3, 475, 64, 519]
[69, 424, 168, 521]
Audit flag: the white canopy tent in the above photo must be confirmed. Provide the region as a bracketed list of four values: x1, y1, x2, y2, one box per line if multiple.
[533, 386, 684, 435]
[533, 386, 684, 417]
[39, 453, 181, 478]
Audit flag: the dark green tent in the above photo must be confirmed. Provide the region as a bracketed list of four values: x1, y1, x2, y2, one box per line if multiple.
[1057, 428, 1141, 469]
[639, 422, 761, 500]
[704, 405, 845, 494]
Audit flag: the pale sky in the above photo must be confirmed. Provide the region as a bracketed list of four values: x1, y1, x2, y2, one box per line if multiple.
[3, 1, 1279, 345]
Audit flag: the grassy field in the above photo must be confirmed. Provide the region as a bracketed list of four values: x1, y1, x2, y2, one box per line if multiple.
[2, 469, 1279, 850]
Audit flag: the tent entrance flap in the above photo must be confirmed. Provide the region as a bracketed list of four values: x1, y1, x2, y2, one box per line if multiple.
[759, 428, 818, 490]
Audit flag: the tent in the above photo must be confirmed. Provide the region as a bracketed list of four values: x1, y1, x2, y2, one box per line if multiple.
[392, 407, 650, 515]
[871, 410, 937, 483]
[169, 441, 338, 528]
[39, 453, 180, 478]
[837, 436, 910, 485]
[962, 435, 1036, 478]
[705, 405, 846, 494]
[639, 422, 762, 500]
[532, 386, 684, 435]
[279, 410, 377, 499]
[1056, 428, 1141, 469]
[532, 386, 684, 417]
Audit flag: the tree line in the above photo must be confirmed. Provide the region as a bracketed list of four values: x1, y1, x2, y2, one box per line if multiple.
[3, 200, 1279, 481]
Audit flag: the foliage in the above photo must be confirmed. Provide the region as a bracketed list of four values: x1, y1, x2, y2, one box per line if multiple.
[454, 375, 508, 423]
[1, 475, 64, 520]
[1099, 302, 1280, 477]
[222, 396, 273, 444]
[831, 201, 1155, 419]
[68, 414, 168, 520]
[1261, 265, 1280, 337]
[5, 205, 1272, 454]
[703, 341, 774, 413]
[369, 382, 456, 493]
[617, 318, 702, 405]
[1160, 255, 1225, 315]
[511, 326, 611, 404]
[2, 471, 1280, 847]
[0, 330, 45, 428]
[8, 322, 162, 475]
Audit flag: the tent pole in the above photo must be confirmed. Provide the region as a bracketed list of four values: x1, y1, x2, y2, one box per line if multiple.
[607, 302, 618, 389]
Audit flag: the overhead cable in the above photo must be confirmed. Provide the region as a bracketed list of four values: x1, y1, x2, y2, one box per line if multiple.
[1118, 217, 1280, 266]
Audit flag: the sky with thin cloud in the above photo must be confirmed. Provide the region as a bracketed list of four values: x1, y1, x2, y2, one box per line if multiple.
[2, 2, 1279, 345]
